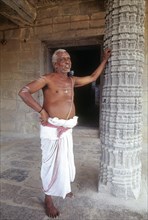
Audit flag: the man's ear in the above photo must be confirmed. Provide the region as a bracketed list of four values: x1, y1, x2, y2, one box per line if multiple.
[53, 63, 58, 70]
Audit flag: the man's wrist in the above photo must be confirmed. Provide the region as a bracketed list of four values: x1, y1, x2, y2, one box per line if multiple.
[38, 107, 43, 113]
[101, 59, 108, 65]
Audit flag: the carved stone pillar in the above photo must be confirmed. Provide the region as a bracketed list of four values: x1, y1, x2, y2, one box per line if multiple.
[99, 0, 145, 199]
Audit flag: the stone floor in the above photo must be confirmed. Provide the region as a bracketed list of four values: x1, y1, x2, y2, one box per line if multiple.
[0, 128, 148, 220]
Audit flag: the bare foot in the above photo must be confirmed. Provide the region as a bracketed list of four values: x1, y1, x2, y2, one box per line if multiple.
[66, 192, 74, 198]
[44, 195, 59, 218]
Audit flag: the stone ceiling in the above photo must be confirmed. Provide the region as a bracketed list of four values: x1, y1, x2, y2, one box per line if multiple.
[0, 0, 61, 31]
[0, 0, 105, 31]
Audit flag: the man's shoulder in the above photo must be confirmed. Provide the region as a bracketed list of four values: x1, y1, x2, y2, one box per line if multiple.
[44, 72, 54, 76]
[41, 72, 56, 80]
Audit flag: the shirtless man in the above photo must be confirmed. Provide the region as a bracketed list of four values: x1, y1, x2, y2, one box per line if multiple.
[18, 48, 111, 218]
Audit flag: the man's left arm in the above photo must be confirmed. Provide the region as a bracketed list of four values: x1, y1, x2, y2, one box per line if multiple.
[74, 48, 111, 87]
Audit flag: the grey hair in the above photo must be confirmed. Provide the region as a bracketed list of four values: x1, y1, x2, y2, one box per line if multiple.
[52, 49, 67, 65]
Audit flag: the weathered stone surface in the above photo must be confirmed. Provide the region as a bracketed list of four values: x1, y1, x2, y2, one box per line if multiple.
[0, 203, 45, 220]
[0, 135, 147, 220]
[99, 0, 145, 199]
[0, 168, 29, 182]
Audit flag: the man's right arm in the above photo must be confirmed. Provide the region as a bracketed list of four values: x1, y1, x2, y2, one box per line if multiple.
[18, 76, 47, 113]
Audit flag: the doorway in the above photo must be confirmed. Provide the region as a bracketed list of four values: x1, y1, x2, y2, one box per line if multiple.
[50, 45, 101, 127]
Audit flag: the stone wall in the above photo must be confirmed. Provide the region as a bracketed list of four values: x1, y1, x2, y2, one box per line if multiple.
[0, 36, 43, 134]
[34, 0, 105, 42]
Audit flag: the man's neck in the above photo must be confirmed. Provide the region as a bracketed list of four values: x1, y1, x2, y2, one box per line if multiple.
[55, 71, 68, 78]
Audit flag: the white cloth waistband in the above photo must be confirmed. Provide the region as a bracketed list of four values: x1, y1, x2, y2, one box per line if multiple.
[40, 116, 78, 140]
[48, 116, 78, 128]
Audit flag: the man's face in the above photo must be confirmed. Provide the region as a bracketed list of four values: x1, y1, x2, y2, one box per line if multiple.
[54, 51, 72, 74]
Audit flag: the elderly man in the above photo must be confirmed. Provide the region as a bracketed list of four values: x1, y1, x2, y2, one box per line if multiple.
[18, 48, 111, 218]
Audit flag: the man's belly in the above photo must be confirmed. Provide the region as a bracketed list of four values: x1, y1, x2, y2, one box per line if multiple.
[44, 102, 76, 120]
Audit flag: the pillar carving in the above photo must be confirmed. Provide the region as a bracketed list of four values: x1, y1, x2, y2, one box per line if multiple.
[99, 0, 145, 199]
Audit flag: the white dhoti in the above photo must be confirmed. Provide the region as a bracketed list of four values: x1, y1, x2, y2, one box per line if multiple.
[40, 116, 78, 199]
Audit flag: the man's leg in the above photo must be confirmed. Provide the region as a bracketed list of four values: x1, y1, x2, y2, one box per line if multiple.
[44, 195, 59, 218]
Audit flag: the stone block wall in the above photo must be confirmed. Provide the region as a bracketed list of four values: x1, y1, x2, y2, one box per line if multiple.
[34, 0, 105, 42]
[0, 35, 43, 135]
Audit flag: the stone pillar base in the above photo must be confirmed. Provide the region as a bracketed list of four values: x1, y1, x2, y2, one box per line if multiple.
[98, 181, 141, 200]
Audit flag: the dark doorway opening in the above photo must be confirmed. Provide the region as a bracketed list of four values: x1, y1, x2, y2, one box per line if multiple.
[68, 45, 101, 127]
[51, 45, 101, 127]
